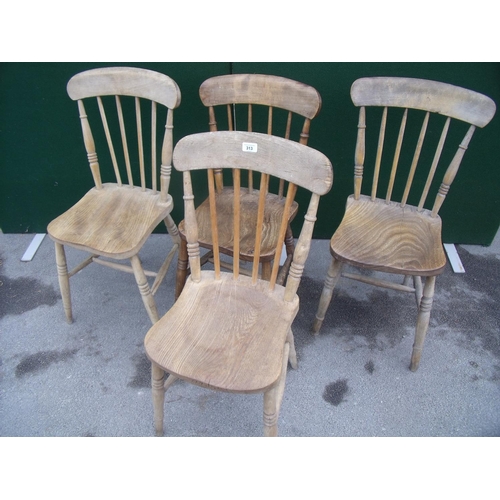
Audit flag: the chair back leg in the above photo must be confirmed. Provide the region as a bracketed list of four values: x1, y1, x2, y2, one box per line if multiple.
[312, 257, 344, 333]
[410, 276, 436, 371]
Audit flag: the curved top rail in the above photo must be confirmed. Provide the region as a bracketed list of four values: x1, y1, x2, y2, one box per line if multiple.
[173, 131, 333, 195]
[200, 74, 322, 119]
[67, 67, 181, 109]
[351, 77, 496, 127]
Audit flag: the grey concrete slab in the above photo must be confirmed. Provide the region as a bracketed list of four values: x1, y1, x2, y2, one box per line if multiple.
[1, 232, 499, 438]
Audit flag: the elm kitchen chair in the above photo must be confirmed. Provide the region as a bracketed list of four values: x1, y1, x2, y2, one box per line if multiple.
[144, 130, 333, 436]
[312, 77, 496, 371]
[175, 74, 322, 298]
[47, 67, 182, 325]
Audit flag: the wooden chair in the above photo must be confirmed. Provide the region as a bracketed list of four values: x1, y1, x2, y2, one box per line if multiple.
[175, 74, 322, 298]
[144, 130, 333, 436]
[312, 77, 496, 371]
[47, 67, 182, 325]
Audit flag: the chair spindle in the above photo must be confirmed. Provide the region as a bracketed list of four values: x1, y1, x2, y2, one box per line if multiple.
[401, 111, 429, 208]
[115, 96, 134, 186]
[233, 168, 241, 279]
[151, 101, 157, 194]
[252, 173, 270, 284]
[386, 108, 408, 203]
[371, 106, 388, 201]
[208, 106, 224, 193]
[207, 168, 221, 279]
[97, 96, 122, 186]
[227, 104, 234, 131]
[135, 97, 146, 191]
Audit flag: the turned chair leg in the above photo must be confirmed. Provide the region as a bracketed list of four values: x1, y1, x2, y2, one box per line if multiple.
[54, 242, 73, 324]
[263, 342, 290, 437]
[175, 238, 189, 300]
[410, 275, 436, 372]
[151, 362, 166, 436]
[312, 257, 344, 334]
[130, 255, 159, 324]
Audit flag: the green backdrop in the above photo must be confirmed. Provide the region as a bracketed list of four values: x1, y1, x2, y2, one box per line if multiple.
[1, 62, 499, 244]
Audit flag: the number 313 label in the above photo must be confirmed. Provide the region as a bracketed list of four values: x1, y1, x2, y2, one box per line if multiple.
[242, 142, 258, 153]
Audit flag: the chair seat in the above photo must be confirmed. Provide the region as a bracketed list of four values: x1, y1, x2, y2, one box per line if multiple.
[330, 195, 447, 276]
[178, 187, 298, 262]
[47, 183, 173, 259]
[144, 271, 299, 393]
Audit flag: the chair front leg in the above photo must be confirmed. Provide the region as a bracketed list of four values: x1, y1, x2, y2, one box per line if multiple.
[410, 275, 436, 372]
[54, 242, 73, 324]
[263, 342, 290, 437]
[312, 256, 344, 334]
[151, 362, 166, 436]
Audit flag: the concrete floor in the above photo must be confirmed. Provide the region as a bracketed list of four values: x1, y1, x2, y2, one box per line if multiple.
[1, 230, 499, 438]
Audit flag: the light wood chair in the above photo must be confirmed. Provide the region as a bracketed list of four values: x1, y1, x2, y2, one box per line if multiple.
[175, 74, 322, 298]
[312, 77, 496, 371]
[145, 130, 333, 436]
[47, 67, 182, 325]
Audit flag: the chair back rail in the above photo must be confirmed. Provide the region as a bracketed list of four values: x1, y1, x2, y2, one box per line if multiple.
[173, 131, 333, 299]
[351, 77, 496, 216]
[67, 67, 181, 202]
[200, 74, 322, 119]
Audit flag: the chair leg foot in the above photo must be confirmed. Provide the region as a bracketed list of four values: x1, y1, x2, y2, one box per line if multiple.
[409, 349, 421, 372]
[410, 276, 436, 372]
[312, 257, 343, 334]
[54, 242, 73, 323]
[311, 317, 323, 334]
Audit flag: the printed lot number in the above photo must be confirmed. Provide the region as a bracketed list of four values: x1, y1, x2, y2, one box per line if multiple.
[242, 142, 258, 153]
